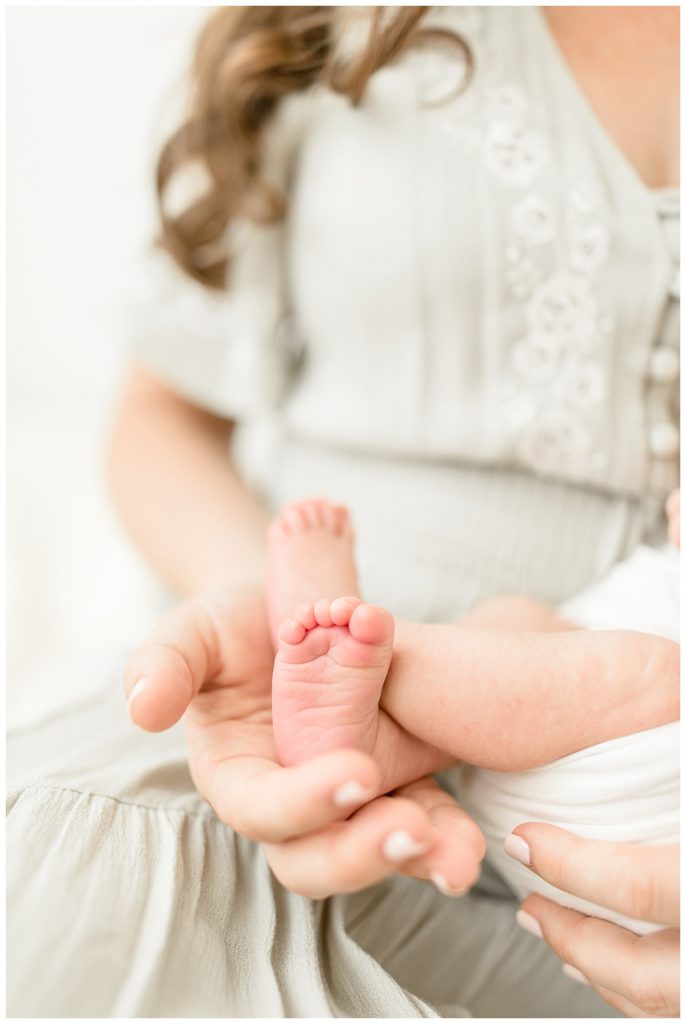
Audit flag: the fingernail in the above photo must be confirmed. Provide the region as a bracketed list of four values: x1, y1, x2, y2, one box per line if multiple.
[504, 833, 531, 867]
[382, 829, 430, 863]
[562, 963, 590, 986]
[516, 909, 543, 938]
[332, 781, 373, 808]
[127, 678, 146, 714]
[430, 871, 469, 897]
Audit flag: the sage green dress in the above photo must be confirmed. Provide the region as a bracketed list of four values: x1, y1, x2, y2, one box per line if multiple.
[7, 7, 678, 1017]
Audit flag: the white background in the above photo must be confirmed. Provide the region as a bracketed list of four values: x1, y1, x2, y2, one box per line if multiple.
[8, 7, 208, 726]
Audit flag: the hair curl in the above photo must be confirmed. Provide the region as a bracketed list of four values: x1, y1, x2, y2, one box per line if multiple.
[156, 6, 470, 289]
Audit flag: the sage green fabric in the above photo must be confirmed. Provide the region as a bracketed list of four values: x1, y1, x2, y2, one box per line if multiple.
[130, 7, 678, 618]
[7, 686, 618, 1018]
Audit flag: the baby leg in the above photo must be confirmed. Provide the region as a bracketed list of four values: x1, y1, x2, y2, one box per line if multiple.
[381, 620, 678, 770]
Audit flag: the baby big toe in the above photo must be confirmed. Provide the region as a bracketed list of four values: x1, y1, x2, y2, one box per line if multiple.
[349, 604, 395, 646]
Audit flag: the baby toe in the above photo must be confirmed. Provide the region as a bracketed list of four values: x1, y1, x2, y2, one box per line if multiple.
[279, 619, 307, 645]
[330, 596, 362, 626]
[314, 598, 334, 627]
[316, 499, 340, 530]
[349, 604, 395, 646]
[280, 503, 309, 533]
[295, 603, 318, 630]
[332, 505, 353, 537]
[301, 500, 326, 527]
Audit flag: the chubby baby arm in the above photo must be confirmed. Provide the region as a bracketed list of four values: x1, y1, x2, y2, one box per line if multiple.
[379, 616, 679, 772]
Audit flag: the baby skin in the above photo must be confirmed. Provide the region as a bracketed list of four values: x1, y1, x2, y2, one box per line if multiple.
[267, 501, 394, 765]
[267, 500, 679, 773]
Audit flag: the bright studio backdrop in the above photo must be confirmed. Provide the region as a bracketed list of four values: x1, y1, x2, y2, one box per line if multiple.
[8, 7, 208, 727]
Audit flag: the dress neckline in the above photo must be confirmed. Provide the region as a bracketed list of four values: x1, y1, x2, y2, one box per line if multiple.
[531, 7, 680, 205]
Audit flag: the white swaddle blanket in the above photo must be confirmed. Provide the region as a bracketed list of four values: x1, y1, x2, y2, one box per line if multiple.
[459, 544, 680, 935]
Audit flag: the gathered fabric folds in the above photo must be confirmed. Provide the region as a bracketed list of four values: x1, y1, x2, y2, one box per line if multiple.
[7, 684, 617, 1018]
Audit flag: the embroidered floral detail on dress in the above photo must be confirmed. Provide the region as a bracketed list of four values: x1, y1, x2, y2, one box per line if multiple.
[505, 246, 544, 299]
[485, 83, 529, 121]
[527, 270, 597, 340]
[505, 178, 614, 478]
[568, 223, 610, 274]
[516, 413, 595, 475]
[422, 15, 615, 483]
[512, 333, 562, 382]
[483, 119, 549, 188]
[512, 195, 556, 246]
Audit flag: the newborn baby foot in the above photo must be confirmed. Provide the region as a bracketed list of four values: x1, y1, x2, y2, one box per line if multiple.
[272, 596, 395, 766]
[267, 498, 394, 765]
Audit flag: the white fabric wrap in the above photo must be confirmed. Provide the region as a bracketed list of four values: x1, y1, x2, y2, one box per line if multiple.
[460, 544, 680, 935]
[460, 722, 679, 935]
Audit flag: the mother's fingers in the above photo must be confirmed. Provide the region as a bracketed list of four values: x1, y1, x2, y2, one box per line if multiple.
[263, 777, 487, 899]
[520, 894, 680, 1018]
[394, 777, 486, 893]
[509, 825, 679, 926]
[124, 598, 220, 732]
[263, 793, 437, 898]
[200, 746, 384, 843]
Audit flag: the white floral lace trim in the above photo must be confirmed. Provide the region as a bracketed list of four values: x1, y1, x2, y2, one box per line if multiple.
[426, 33, 613, 481]
[502, 172, 612, 479]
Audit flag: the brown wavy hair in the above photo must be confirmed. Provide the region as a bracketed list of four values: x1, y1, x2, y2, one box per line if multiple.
[156, 6, 470, 290]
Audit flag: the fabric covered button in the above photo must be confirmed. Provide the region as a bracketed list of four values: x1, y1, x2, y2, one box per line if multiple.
[649, 347, 680, 383]
[648, 422, 680, 459]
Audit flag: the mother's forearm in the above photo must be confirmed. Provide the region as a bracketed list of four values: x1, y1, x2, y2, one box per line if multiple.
[107, 360, 270, 597]
[381, 623, 679, 771]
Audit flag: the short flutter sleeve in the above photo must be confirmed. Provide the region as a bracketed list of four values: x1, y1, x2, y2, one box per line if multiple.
[126, 92, 313, 421]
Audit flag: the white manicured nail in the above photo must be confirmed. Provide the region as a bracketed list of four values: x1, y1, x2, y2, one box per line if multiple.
[504, 833, 531, 866]
[562, 963, 590, 986]
[516, 909, 543, 938]
[128, 678, 146, 713]
[382, 830, 429, 862]
[332, 781, 373, 808]
[430, 872, 469, 897]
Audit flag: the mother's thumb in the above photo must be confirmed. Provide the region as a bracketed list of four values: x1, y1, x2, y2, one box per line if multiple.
[124, 598, 219, 731]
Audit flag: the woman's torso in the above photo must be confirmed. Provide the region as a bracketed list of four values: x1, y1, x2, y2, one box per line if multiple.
[231, 7, 680, 619]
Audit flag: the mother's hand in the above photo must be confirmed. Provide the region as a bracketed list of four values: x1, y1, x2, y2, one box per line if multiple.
[123, 584, 485, 898]
[507, 824, 679, 1017]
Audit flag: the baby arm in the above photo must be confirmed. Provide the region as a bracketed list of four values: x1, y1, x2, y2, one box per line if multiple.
[380, 612, 679, 771]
